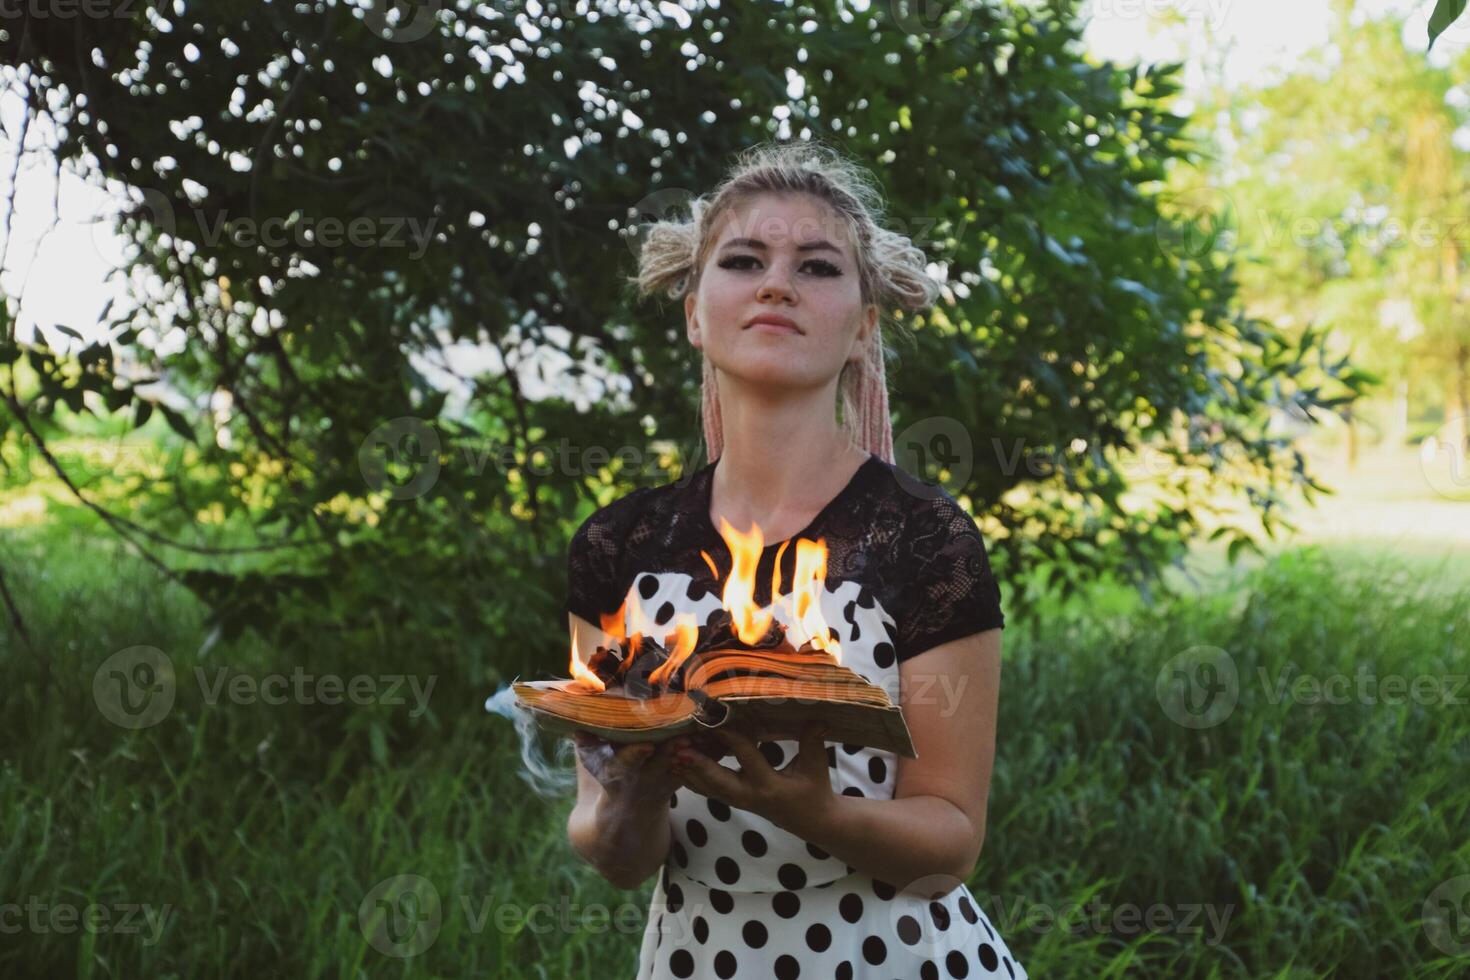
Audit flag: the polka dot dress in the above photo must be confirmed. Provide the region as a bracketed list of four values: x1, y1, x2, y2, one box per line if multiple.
[565, 453, 1025, 979]
[628, 581, 1025, 979]
[636, 739, 1028, 979]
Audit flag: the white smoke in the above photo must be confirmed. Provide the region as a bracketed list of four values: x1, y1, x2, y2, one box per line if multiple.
[484, 679, 578, 799]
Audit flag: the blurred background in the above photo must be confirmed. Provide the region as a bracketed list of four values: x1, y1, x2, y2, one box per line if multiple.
[0, 1, 1467, 977]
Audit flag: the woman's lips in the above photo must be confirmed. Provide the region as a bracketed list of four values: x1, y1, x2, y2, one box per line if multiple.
[747, 321, 801, 335]
[743, 312, 802, 334]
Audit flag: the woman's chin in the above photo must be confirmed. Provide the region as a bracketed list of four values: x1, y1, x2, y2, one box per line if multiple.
[718, 360, 827, 391]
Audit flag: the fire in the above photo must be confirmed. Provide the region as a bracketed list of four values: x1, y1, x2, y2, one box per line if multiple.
[716, 516, 775, 645]
[648, 615, 700, 689]
[578, 518, 844, 694]
[792, 538, 839, 655]
[567, 622, 606, 692]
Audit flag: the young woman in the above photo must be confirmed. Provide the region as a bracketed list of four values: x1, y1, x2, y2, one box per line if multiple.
[565, 140, 1027, 980]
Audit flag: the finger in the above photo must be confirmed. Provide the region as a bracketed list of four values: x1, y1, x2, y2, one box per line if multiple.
[793, 719, 829, 775]
[675, 747, 744, 804]
[641, 738, 684, 774]
[613, 741, 656, 771]
[796, 721, 829, 769]
[714, 727, 769, 777]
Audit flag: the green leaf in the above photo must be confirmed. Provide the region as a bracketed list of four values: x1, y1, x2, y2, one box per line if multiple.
[159, 404, 197, 444]
[1429, 0, 1467, 50]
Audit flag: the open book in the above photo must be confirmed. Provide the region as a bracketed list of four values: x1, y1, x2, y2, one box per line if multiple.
[512, 645, 916, 758]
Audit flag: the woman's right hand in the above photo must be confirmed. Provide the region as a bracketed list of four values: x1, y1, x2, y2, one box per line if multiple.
[572, 731, 690, 806]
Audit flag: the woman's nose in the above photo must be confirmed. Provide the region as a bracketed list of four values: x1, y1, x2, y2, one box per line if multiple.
[757, 273, 795, 303]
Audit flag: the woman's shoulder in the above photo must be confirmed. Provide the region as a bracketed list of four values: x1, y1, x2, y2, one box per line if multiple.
[569, 463, 710, 548]
[865, 455, 987, 542]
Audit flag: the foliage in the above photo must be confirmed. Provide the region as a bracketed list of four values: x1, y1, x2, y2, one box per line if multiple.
[1211, 7, 1469, 442]
[0, 1, 1366, 676]
[3, 523, 1467, 977]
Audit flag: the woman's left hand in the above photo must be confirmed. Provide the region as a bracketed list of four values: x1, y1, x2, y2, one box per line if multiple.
[670, 721, 834, 832]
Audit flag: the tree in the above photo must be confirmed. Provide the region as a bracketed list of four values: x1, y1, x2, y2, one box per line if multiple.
[1214, 5, 1469, 454]
[0, 0, 1365, 681]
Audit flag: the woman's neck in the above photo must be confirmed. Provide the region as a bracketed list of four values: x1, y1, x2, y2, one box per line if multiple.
[708, 373, 867, 541]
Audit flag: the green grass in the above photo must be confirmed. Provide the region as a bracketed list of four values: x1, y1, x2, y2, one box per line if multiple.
[2, 523, 1468, 978]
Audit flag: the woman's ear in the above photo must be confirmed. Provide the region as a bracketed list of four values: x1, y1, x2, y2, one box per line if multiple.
[685, 292, 701, 350]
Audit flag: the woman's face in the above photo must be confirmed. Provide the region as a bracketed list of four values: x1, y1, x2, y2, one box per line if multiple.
[685, 192, 877, 392]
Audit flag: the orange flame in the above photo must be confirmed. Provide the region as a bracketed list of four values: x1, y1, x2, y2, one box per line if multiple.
[648, 615, 700, 689]
[567, 622, 606, 692]
[599, 599, 627, 642]
[716, 516, 775, 646]
[793, 537, 840, 657]
[586, 517, 844, 694]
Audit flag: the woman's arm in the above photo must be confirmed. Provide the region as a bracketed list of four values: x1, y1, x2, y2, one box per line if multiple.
[567, 746, 677, 889]
[563, 612, 689, 889]
[671, 627, 1002, 897]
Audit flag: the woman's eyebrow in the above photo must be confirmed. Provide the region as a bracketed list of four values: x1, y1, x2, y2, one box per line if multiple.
[718, 237, 844, 256]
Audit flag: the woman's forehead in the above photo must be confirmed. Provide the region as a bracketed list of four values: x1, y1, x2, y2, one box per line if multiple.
[713, 194, 857, 255]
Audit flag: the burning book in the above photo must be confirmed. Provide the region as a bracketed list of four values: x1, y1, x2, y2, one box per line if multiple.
[510, 518, 916, 758]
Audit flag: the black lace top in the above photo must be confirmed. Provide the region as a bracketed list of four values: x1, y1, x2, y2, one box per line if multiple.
[564, 451, 1004, 665]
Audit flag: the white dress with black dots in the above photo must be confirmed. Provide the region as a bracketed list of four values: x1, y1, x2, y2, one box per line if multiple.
[565, 453, 1029, 980]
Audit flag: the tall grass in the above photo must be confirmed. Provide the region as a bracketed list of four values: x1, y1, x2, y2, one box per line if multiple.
[2, 526, 1467, 978]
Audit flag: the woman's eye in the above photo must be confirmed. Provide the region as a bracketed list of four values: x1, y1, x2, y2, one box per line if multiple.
[718, 255, 842, 276]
